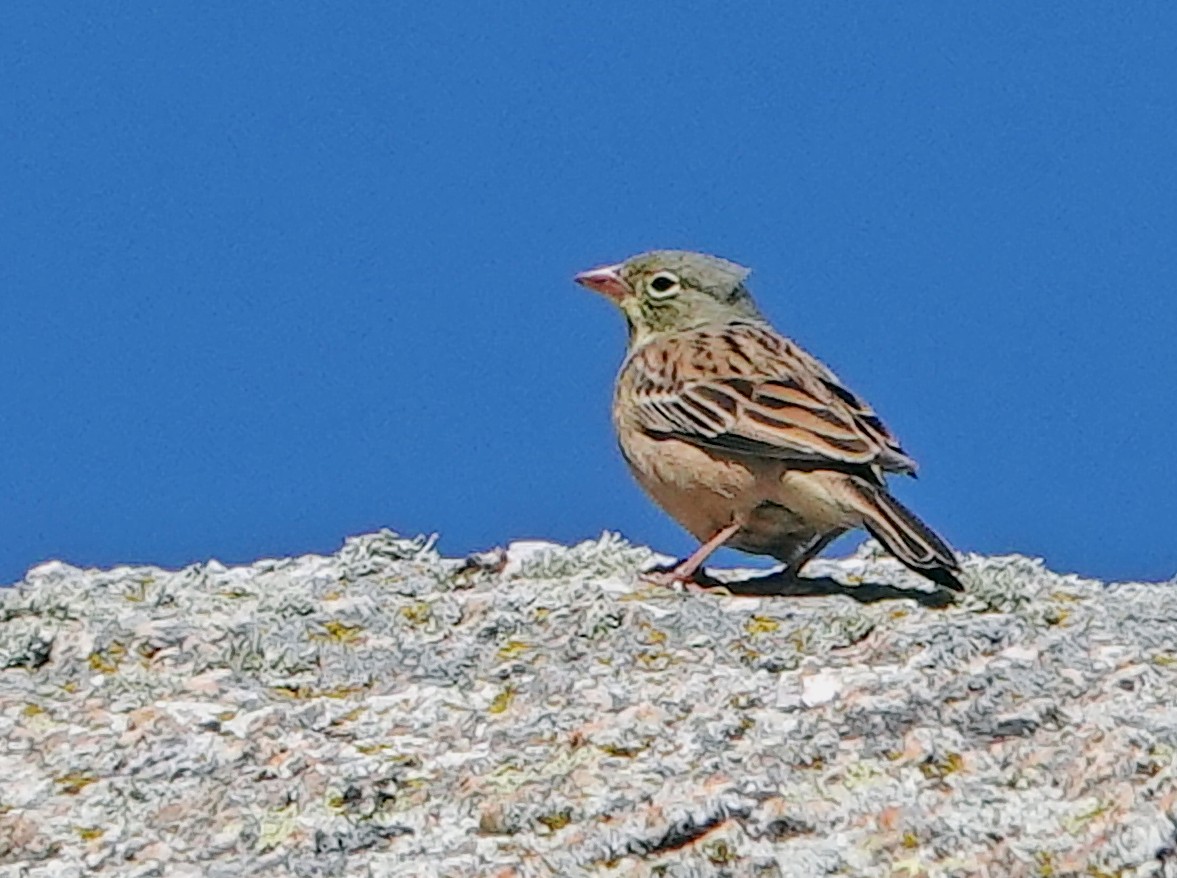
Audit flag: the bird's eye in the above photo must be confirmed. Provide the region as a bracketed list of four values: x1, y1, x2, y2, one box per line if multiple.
[647, 272, 680, 298]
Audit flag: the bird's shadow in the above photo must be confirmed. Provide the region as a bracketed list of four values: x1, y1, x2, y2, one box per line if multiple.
[659, 566, 957, 609]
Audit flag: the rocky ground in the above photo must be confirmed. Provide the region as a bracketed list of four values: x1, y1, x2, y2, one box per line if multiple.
[1, 530, 1175, 877]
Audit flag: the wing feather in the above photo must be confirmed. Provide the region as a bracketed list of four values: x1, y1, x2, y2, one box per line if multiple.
[618, 323, 918, 479]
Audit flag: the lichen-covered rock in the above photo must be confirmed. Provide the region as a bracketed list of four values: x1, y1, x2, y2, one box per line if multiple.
[0, 531, 1175, 877]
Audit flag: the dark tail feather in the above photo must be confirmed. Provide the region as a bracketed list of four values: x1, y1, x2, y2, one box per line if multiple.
[846, 482, 964, 592]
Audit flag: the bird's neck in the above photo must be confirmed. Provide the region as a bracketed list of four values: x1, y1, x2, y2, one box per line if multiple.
[624, 317, 770, 356]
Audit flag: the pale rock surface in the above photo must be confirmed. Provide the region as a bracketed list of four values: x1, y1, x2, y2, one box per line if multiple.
[0, 531, 1175, 877]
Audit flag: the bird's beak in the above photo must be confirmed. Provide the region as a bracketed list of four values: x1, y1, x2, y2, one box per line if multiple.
[574, 263, 631, 301]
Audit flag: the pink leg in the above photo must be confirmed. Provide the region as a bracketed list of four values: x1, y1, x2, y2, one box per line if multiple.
[642, 521, 742, 589]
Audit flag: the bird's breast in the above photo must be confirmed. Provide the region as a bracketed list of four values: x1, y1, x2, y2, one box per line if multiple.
[614, 420, 760, 542]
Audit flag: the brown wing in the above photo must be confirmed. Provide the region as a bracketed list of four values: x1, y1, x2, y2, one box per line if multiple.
[619, 322, 918, 481]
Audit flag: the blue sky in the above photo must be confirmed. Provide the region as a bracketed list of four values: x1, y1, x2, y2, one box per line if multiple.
[3, 3, 1175, 585]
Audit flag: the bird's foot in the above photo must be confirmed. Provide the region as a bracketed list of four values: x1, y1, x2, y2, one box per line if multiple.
[639, 565, 724, 593]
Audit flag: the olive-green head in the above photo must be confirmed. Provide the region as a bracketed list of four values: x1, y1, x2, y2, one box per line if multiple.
[575, 249, 764, 345]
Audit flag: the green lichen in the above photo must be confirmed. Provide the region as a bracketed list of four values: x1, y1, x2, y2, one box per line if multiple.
[255, 804, 298, 852]
[1062, 799, 1112, 834]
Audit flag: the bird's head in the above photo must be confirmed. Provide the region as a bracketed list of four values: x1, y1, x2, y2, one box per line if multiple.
[574, 250, 764, 345]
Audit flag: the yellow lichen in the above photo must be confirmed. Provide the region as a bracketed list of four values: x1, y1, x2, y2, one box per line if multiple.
[312, 620, 365, 646]
[791, 627, 813, 652]
[1062, 799, 1111, 833]
[56, 773, 98, 795]
[703, 838, 736, 865]
[496, 640, 530, 659]
[400, 601, 432, 626]
[354, 742, 390, 755]
[745, 615, 780, 636]
[217, 587, 255, 599]
[255, 804, 297, 852]
[536, 809, 572, 831]
[843, 760, 883, 788]
[270, 683, 365, 700]
[329, 707, 364, 727]
[598, 742, 647, 758]
[919, 752, 964, 780]
[1042, 607, 1070, 627]
[323, 685, 366, 699]
[637, 620, 667, 645]
[635, 650, 671, 670]
[122, 579, 149, 602]
[488, 687, 515, 714]
[88, 642, 126, 674]
[88, 654, 117, 674]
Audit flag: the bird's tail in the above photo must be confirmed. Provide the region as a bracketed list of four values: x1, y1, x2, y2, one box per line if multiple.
[843, 480, 964, 592]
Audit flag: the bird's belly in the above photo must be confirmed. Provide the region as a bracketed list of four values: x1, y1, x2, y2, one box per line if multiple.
[727, 471, 849, 558]
[619, 429, 850, 555]
[728, 501, 815, 555]
[618, 431, 760, 542]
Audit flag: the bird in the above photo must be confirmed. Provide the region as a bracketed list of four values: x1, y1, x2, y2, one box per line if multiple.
[574, 249, 963, 593]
